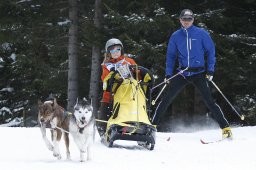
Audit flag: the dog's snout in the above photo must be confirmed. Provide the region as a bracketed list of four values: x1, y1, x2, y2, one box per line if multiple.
[81, 116, 85, 120]
[40, 118, 45, 123]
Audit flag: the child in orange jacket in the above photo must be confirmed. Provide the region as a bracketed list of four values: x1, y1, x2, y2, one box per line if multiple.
[97, 38, 136, 137]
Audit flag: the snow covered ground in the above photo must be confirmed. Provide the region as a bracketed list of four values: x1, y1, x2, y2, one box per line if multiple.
[0, 126, 255, 170]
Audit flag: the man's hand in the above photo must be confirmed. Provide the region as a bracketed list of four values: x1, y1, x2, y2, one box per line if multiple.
[206, 71, 214, 81]
[164, 75, 171, 84]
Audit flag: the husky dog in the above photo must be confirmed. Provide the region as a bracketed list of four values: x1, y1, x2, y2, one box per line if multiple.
[38, 98, 70, 160]
[69, 98, 95, 162]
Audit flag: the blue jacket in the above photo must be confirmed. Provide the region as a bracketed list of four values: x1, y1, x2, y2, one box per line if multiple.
[166, 25, 215, 77]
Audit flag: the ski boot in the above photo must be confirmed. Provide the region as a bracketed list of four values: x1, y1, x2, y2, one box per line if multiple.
[222, 127, 233, 139]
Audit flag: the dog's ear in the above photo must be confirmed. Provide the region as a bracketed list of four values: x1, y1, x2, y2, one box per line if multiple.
[86, 98, 93, 111]
[81, 97, 90, 106]
[89, 98, 93, 111]
[74, 98, 79, 109]
[90, 105, 93, 111]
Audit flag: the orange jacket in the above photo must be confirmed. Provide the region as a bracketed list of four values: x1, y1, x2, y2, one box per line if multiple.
[101, 55, 136, 103]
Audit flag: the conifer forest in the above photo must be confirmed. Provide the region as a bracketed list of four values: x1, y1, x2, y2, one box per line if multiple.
[0, 0, 255, 130]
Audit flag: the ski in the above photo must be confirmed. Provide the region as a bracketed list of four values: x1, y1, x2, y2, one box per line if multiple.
[200, 138, 225, 144]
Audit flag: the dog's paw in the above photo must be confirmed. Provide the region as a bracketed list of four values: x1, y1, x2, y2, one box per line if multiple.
[80, 159, 86, 162]
[80, 153, 86, 162]
[66, 153, 71, 160]
[47, 145, 54, 151]
[86, 152, 92, 161]
[57, 155, 62, 160]
[53, 152, 57, 157]
[53, 153, 62, 160]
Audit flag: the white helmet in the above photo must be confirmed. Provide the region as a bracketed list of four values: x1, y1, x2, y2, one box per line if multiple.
[105, 38, 123, 52]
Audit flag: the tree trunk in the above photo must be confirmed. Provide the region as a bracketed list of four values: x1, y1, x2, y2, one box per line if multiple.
[67, 0, 78, 111]
[89, 0, 102, 114]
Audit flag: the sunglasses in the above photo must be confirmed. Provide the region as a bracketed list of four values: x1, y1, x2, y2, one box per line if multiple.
[109, 48, 121, 54]
[181, 17, 193, 22]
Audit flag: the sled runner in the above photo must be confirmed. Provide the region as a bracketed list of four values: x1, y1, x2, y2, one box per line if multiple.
[103, 65, 156, 150]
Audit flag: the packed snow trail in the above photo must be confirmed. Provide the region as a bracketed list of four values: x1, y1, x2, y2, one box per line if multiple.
[0, 126, 256, 170]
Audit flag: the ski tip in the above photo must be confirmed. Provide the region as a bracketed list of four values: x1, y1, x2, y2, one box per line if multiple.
[200, 138, 229, 144]
[200, 139, 208, 144]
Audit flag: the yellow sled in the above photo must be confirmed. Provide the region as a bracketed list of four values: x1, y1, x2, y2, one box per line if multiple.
[104, 65, 156, 150]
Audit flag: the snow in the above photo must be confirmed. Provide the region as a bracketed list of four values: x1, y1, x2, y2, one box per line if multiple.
[57, 19, 71, 26]
[10, 53, 16, 61]
[154, 8, 166, 16]
[0, 126, 256, 170]
[0, 107, 12, 116]
[16, 0, 32, 4]
[1, 42, 12, 51]
[0, 117, 22, 127]
[0, 87, 14, 92]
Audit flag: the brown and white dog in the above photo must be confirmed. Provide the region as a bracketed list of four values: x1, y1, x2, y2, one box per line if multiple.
[38, 98, 70, 160]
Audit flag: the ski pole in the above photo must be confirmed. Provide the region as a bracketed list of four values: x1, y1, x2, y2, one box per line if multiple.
[151, 83, 167, 105]
[151, 67, 188, 91]
[210, 80, 245, 120]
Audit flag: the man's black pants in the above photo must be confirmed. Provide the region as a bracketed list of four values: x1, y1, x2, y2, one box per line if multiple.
[152, 73, 229, 129]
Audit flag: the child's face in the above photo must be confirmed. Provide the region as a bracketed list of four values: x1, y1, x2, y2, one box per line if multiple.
[109, 45, 122, 59]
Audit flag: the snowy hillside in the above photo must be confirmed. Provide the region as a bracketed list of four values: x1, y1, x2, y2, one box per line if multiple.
[0, 126, 256, 170]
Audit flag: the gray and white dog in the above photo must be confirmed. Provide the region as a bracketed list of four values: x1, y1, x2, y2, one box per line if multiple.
[69, 98, 95, 162]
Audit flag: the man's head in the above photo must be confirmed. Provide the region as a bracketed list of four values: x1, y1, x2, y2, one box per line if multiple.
[179, 9, 194, 29]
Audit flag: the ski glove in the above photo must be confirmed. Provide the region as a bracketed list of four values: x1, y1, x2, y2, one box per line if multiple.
[103, 71, 114, 91]
[103, 71, 121, 91]
[206, 71, 214, 81]
[164, 75, 171, 84]
[110, 67, 115, 72]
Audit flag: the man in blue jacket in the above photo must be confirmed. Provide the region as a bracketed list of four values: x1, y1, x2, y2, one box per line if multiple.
[152, 9, 232, 139]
